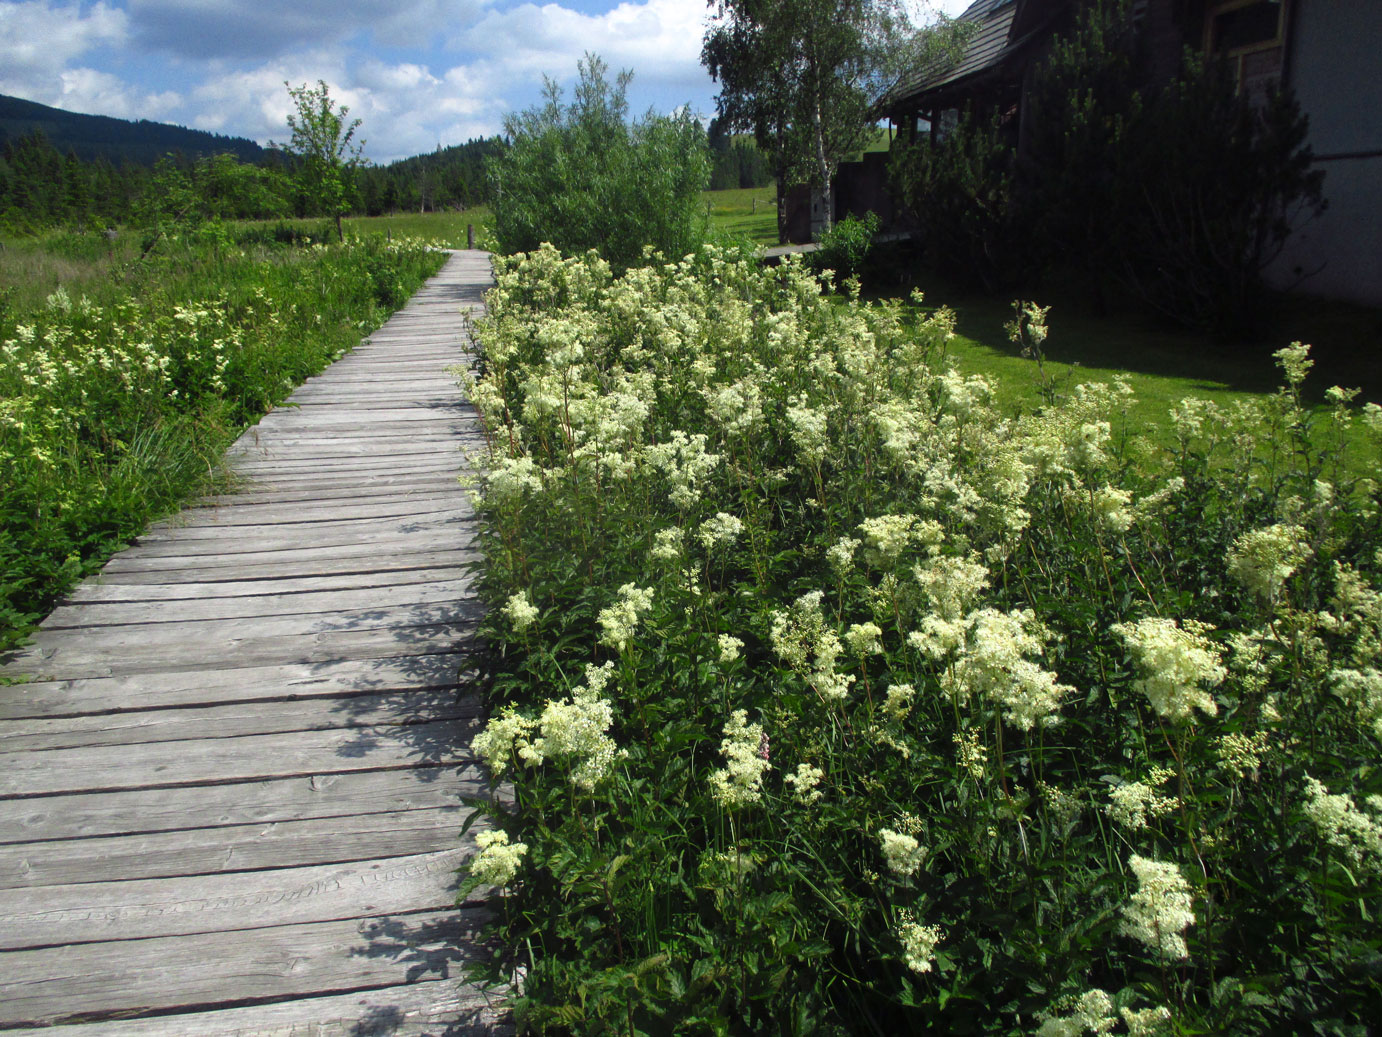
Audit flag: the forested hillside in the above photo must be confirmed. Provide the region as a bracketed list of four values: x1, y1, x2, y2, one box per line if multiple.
[0, 94, 267, 165]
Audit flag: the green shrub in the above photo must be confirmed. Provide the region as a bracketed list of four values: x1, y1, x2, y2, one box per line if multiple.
[810, 210, 879, 282]
[488, 53, 709, 270]
[889, 110, 1035, 293]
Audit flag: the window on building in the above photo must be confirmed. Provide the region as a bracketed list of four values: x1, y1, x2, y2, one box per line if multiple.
[1206, 0, 1287, 98]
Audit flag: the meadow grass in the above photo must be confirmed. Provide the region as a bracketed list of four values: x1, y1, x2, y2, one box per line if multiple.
[0, 230, 444, 648]
[342, 207, 493, 247]
[847, 259, 1382, 464]
[705, 185, 779, 246]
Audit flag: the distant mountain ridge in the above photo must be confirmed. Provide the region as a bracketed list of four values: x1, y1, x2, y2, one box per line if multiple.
[0, 94, 268, 166]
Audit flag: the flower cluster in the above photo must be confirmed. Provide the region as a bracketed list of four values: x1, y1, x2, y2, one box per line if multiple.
[1112, 617, 1225, 721]
[708, 710, 771, 808]
[469, 829, 529, 887]
[1120, 855, 1195, 960]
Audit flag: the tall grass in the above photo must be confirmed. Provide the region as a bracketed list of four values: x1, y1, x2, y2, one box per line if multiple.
[0, 227, 445, 648]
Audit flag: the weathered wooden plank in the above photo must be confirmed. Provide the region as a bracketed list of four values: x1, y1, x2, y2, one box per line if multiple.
[0, 652, 474, 719]
[254, 408, 470, 428]
[85, 549, 477, 585]
[0, 849, 466, 948]
[139, 508, 473, 543]
[226, 436, 464, 456]
[43, 579, 474, 628]
[65, 565, 469, 604]
[0, 689, 479, 752]
[0, 906, 492, 1028]
[165, 498, 468, 530]
[223, 459, 467, 478]
[0, 718, 477, 797]
[0, 978, 508, 1037]
[0, 763, 486, 844]
[199, 479, 467, 507]
[0, 806, 484, 888]
[19, 598, 482, 656]
[2, 620, 477, 682]
[111, 520, 476, 558]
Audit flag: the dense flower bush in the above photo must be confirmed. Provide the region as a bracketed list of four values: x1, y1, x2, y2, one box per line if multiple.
[462, 243, 1382, 1034]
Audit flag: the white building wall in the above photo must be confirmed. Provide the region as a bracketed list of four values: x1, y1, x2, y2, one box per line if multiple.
[1269, 0, 1382, 305]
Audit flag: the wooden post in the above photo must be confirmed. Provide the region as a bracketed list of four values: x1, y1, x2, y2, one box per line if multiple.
[752, 198, 757, 215]
[466, 224, 475, 250]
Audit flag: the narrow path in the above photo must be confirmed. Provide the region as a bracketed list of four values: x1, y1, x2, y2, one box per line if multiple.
[0, 250, 505, 1035]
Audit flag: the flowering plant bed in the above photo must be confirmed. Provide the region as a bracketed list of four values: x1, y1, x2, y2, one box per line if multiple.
[462, 244, 1382, 1034]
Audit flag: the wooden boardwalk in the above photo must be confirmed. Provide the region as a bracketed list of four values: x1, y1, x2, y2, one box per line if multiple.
[0, 250, 507, 1035]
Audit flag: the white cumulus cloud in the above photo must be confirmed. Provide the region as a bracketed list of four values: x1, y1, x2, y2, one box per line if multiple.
[0, 1, 128, 103]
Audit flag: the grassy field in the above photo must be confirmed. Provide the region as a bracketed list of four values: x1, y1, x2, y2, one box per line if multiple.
[705, 185, 779, 245]
[857, 258, 1382, 452]
[341, 208, 492, 247]
[927, 288, 1380, 409]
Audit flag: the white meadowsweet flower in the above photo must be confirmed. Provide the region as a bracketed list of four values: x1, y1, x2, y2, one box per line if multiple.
[651, 526, 685, 560]
[1112, 617, 1225, 722]
[537, 662, 622, 791]
[944, 608, 1071, 730]
[878, 828, 925, 877]
[827, 536, 860, 575]
[717, 634, 744, 663]
[597, 583, 654, 651]
[1036, 990, 1117, 1037]
[896, 918, 943, 974]
[708, 710, 771, 808]
[1106, 780, 1178, 830]
[844, 621, 884, 657]
[883, 683, 916, 721]
[1120, 855, 1195, 960]
[484, 455, 544, 502]
[783, 762, 824, 804]
[1302, 775, 1382, 872]
[1120, 1005, 1173, 1037]
[471, 708, 540, 777]
[1228, 524, 1311, 604]
[698, 511, 744, 550]
[857, 514, 935, 567]
[1091, 485, 1134, 533]
[1274, 340, 1313, 386]
[502, 591, 539, 631]
[469, 830, 528, 887]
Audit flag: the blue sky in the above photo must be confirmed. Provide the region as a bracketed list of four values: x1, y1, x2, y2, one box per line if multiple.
[0, 0, 971, 163]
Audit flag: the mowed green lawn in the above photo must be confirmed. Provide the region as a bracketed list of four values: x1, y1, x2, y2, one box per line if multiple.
[891, 273, 1382, 470]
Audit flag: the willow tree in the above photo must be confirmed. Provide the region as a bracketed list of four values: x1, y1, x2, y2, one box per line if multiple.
[702, 0, 968, 233]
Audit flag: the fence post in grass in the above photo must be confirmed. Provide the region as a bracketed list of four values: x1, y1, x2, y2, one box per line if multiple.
[752, 198, 757, 215]
[467, 224, 475, 250]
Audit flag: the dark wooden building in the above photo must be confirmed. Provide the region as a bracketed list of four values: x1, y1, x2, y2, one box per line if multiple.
[837, 0, 1381, 305]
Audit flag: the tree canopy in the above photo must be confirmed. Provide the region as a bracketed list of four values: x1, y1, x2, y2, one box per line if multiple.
[702, 0, 969, 230]
[488, 54, 709, 270]
[274, 81, 366, 241]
